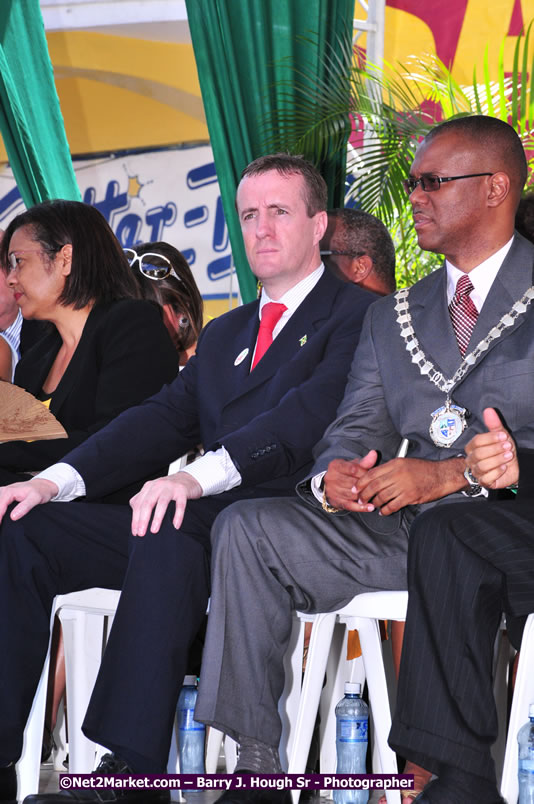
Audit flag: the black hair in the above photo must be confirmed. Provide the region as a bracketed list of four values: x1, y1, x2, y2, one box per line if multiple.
[326, 208, 396, 292]
[0, 199, 139, 308]
[425, 116, 527, 205]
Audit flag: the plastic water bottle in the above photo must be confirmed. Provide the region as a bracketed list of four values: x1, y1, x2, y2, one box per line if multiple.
[333, 682, 369, 804]
[177, 675, 205, 775]
[518, 703, 534, 803]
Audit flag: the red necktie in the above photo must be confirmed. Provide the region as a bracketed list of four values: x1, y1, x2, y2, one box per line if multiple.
[251, 302, 287, 370]
[449, 274, 478, 356]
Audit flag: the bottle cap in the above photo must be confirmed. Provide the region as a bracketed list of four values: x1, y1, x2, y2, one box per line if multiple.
[183, 675, 198, 686]
[345, 682, 361, 695]
[529, 703, 534, 718]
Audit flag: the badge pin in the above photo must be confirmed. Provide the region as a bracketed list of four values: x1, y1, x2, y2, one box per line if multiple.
[234, 348, 249, 367]
[299, 335, 307, 347]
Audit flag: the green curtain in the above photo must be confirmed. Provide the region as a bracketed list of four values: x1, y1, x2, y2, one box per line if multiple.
[0, 0, 80, 207]
[186, 0, 354, 303]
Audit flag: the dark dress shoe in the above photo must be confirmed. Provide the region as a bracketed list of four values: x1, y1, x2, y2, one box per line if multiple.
[23, 752, 170, 803]
[0, 764, 16, 802]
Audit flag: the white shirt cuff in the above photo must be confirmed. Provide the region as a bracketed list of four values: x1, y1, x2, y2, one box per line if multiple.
[311, 471, 326, 503]
[181, 446, 242, 496]
[36, 463, 86, 501]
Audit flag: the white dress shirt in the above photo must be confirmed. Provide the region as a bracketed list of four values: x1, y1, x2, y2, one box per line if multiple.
[38, 264, 325, 501]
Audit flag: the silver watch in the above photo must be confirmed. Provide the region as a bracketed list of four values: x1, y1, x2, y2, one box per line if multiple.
[463, 466, 485, 497]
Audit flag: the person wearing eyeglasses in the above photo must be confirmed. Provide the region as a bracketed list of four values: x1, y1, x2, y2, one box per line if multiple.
[320, 207, 396, 296]
[180, 116, 534, 804]
[126, 242, 203, 366]
[0, 200, 177, 491]
[0, 155, 376, 804]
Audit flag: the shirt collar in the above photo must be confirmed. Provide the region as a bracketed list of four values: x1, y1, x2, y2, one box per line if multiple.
[258, 263, 324, 317]
[446, 237, 514, 310]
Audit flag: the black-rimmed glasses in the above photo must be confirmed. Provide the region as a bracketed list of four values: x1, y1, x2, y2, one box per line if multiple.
[403, 173, 493, 195]
[124, 248, 180, 281]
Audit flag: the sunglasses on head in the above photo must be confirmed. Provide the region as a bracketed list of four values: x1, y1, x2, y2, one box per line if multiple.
[124, 248, 180, 281]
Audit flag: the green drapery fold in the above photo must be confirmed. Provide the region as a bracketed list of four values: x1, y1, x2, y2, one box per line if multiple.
[0, 0, 80, 207]
[186, 0, 354, 303]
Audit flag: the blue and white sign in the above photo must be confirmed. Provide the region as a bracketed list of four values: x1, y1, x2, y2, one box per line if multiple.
[0, 143, 239, 303]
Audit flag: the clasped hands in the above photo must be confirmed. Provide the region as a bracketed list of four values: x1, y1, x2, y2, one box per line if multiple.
[323, 451, 450, 516]
[323, 407, 518, 516]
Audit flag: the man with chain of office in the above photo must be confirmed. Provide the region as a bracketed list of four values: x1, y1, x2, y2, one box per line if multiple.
[195, 115, 534, 804]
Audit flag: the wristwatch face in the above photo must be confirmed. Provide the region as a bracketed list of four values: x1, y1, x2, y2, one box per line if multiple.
[463, 467, 482, 496]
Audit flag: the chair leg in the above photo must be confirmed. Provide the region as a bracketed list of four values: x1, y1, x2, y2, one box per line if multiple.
[319, 621, 350, 775]
[16, 600, 58, 800]
[280, 613, 307, 769]
[59, 607, 106, 773]
[354, 616, 400, 804]
[288, 612, 337, 784]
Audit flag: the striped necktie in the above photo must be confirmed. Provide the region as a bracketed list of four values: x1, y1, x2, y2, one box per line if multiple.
[449, 274, 478, 356]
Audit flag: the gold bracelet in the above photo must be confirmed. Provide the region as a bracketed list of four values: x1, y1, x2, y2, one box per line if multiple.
[322, 488, 340, 514]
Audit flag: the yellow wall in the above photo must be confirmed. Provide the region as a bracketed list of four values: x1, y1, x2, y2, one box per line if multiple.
[0, 32, 207, 161]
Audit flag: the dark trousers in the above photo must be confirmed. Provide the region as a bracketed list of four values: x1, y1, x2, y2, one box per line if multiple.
[0, 494, 231, 770]
[389, 499, 534, 783]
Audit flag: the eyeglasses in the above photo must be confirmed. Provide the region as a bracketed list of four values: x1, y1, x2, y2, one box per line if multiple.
[7, 249, 44, 271]
[124, 248, 180, 281]
[402, 173, 493, 195]
[320, 250, 365, 259]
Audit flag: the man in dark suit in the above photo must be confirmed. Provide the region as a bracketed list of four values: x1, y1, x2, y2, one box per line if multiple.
[388, 406, 532, 804]
[0, 154, 376, 804]
[193, 116, 534, 797]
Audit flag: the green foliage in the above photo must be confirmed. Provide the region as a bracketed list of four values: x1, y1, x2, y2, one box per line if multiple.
[261, 23, 534, 288]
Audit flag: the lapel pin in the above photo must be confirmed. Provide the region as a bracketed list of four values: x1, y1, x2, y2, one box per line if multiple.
[299, 335, 307, 347]
[234, 348, 249, 366]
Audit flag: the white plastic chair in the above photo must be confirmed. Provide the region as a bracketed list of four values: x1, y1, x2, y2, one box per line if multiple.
[16, 457, 192, 798]
[501, 612, 534, 804]
[287, 591, 409, 804]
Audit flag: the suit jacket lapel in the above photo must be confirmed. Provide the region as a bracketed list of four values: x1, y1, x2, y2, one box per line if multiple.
[459, 234, 534, 378]
[49, 305, 104, 414]
[409, 266, 462, 379]
[225, 270, 337, 404]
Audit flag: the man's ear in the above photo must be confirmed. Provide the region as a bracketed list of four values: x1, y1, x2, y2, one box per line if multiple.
[487, 172, 510, 208]
[352, 255, 374, 283]
[313, 210, 328, 244]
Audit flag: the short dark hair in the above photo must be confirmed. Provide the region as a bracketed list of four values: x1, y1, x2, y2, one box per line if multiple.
[0, 199, 140, 309]
[326, 208, 396, 292]
[130, 241, 203, 353]
[240, 153, 328, 216]
[425, 116, 527, 203]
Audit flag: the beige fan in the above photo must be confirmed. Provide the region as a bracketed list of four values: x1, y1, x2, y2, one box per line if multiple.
[0, 381, 67, 442]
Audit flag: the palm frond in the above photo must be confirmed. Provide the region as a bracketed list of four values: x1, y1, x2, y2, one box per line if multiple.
[261, 22, 534, 287]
